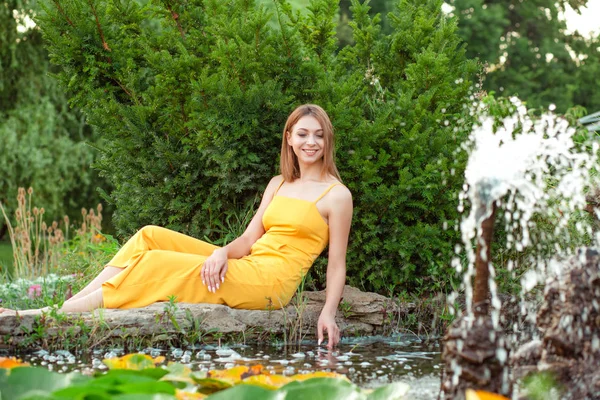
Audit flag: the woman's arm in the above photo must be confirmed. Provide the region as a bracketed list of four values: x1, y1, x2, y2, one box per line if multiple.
[202, 175, 283, 292]
[317, 185, 353, 349]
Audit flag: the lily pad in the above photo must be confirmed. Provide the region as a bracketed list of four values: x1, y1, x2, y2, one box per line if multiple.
[241, 374, 292, 390]
[0, 357, 29, 369]
[465, 389, 510, 400]
[103, 353, 166, 370]
[0, 367, 89, 400]
[366, 382, 410, 399]
[282, 377, 364, 400]
[203, 385, 285, 400]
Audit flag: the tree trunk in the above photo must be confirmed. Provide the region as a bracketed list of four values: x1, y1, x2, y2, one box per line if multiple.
[473, 202, 497, 314]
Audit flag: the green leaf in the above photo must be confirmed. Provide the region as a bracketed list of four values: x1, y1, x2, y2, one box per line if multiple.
[367, 382, 410, 399]
[205, 384, 284, 400]
[112, 395, 177, 400]
[282, 378, 364, 400]
[0, 367, 89, 400]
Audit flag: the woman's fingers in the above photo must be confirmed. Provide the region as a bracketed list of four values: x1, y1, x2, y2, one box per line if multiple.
[219, 264, 228, 283]
[207, 265, 218, 293]
[201, 259, 226, 293]
[325, 323, 340, 349]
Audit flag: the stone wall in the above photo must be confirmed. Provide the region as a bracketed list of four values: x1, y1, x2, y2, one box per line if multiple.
[0, 286, 412, 350]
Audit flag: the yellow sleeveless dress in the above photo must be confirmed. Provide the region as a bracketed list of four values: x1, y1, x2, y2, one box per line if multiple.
[102, 181, 340, 310]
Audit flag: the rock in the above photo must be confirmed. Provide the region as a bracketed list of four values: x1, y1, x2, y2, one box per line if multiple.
[0, 285, 408, 349]
[440, 312, 512, 400]
[514, 248, 600, 400]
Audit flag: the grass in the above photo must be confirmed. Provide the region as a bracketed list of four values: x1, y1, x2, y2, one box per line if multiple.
[0, 240, 12, 276]
[0, 187, 118, 310]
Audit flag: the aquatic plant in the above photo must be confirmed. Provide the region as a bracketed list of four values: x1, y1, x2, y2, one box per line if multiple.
[0, 352, 411, 399]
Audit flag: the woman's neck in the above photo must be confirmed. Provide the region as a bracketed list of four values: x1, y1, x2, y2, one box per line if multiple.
[297, 161, 325, 182]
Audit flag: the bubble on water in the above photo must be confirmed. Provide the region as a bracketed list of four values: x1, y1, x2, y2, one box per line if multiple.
[215, 348, 234, 357]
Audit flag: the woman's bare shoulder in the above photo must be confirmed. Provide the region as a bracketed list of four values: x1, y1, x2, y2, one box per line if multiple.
[329, 183, 352, 203]
[267, 174, 285, 188]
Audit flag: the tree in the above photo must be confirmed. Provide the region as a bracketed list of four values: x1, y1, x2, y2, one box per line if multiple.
[0, 0, 107, 237]
[448, 0, 600, 113]
[37, 0, 478, 294]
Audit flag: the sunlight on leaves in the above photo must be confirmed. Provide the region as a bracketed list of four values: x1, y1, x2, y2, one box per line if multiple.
[466, 388, 510, 400]
[102, 353, 166, 370]
[242, 374, 293, 390]
[176, 389, 208, 399]
[0, 357, 29, 369]
[290, 371, 349, 381]
[160, 362, 196, 385]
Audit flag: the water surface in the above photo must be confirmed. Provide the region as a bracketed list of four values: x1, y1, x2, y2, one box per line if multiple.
[6, 335, 442, 399]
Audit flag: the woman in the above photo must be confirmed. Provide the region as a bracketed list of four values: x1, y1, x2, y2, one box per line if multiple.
[1, 104, 353, 349]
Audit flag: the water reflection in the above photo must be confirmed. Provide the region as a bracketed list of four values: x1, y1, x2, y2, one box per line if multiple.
[4, 335, 442, 398]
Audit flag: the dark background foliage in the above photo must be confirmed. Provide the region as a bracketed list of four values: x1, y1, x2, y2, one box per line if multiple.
[4, 0, 597, 295]
[34, 0, 477, 294]
[0, 0, 109, 235]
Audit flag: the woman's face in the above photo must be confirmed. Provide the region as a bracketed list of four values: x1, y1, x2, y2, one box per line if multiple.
[287, 115, 325, 165]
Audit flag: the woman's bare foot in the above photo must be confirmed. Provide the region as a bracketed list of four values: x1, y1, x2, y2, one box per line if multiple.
[0, 307, 52, 316]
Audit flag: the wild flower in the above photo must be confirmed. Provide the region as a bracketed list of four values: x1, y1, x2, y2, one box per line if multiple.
[27, 284, 42, 299]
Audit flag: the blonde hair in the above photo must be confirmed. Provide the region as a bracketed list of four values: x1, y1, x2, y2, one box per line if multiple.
[280, 104, 341, 182]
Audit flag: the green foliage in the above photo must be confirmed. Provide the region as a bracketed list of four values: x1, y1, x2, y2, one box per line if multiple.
[0, 231, 118, 310]
[449, 0, 600, 113]
[0, 0, 109, 229]
[522, 371, 562, 400]
[0, 364, 410, 400]
[0, 241, 11, 272]
[37, 0, 478, 294]
[457, 94, 597, 296]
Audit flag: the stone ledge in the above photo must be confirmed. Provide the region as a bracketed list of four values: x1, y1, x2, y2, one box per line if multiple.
[0, 286, 414, 348]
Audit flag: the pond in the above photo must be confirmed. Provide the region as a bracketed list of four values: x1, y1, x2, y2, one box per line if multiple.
[3, 335, 442, 399]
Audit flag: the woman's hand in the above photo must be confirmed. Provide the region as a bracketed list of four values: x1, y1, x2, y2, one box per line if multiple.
[201, 248, 228, 293]
[317, 311, 340, 350]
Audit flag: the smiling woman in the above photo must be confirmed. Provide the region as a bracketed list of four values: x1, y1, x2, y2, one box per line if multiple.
[0, 104, 353, 349]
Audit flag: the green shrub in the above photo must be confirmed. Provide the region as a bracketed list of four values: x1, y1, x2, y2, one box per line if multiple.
[37, 0, 478, 294]
[0, 0, 109, 231]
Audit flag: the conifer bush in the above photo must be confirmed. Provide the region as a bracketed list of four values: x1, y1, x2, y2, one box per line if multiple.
[37, 0, 478, 294]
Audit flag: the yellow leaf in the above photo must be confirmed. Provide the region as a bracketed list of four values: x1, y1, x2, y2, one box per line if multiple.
[161, 362, 195, 385]
[242, 374, 292, 390]
[102, 353, 165, 370]
[194, 364, 267, 392]
[175, 390, 207, 399]
[465, 389, 510, 400]
[290, 371, 349, 381]
[193, 377, 234, 392]
[0, 357, 29, 369]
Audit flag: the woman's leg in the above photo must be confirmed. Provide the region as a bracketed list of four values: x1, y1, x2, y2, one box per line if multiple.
[108, 225, 219, 269]
[66, 266, 123, 303]
[60, 288, 103, 312]
[0, 288, 104, 315]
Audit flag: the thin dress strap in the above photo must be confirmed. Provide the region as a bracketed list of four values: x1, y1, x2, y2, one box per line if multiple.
[314, 183, 342, 203]
[273, 177, 286, 195]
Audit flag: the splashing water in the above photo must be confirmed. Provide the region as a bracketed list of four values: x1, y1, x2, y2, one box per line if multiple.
[453, 97, 599, 325]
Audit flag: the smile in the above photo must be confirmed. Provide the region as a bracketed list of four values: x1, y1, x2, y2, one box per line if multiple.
[302, 149, 319, 155]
